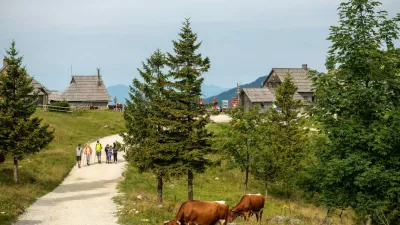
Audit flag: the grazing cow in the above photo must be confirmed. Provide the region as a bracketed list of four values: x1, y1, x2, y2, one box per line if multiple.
[228, 194, 265, 223]
[116, 103, 123, 111]
[164, 200, 228, 225]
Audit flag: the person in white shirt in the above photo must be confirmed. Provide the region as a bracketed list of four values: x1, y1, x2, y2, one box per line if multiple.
[76, 144, 83, 168]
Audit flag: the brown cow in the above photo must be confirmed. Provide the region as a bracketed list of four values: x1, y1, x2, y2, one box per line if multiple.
[164, 200, 228, 225]
[116, 103, 123, 111]
[228, 194, 265, 223]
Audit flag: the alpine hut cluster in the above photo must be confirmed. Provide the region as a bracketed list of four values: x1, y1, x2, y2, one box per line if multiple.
[238, 64, 314, 112]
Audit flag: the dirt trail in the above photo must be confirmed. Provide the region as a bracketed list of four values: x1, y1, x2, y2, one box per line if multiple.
[14, 134, 125, 225]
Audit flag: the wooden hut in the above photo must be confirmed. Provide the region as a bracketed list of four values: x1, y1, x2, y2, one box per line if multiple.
[0, 58, 50, 105]
[239, 64, 314, 111]
[60, 69, 111, 108]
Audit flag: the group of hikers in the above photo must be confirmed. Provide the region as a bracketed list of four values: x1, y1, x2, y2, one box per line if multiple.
[75, 140, 119, 168]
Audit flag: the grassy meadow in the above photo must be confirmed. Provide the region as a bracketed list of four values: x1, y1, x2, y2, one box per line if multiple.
[115, 123, 354, 225]
[0, 109, 125, 224]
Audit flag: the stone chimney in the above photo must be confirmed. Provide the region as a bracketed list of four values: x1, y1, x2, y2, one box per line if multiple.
[3, 57, 7, 68]
[302, 64, 308, 69]
[96, 68, 101, 86]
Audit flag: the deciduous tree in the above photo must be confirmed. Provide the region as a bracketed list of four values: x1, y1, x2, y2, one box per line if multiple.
[310, 0, 400, 223]
[218, 106, 263, 195]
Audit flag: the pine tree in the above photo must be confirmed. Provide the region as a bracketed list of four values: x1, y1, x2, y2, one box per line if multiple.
[0, 41, 54, 183]
[123, 49, 179, 203]
[167, 18, 212, 200]
[265, 74, 309, 204]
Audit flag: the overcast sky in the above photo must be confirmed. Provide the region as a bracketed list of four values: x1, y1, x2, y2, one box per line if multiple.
[1, 0, 399, 91]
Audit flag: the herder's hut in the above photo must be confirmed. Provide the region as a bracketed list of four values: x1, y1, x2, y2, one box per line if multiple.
[0, 57, 50, 105]
[238, 64, 314, 112]
[60, 69, 111, 109]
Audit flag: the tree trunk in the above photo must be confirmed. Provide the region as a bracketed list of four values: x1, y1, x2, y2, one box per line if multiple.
[265, 181, 268, 199]
[157, 175, 163, 203]
[13, 157, 18, 183]
[243, 167, 249, 195]
[188, 170, 193, 200]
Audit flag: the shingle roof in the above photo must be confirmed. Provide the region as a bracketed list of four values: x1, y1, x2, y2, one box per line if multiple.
[1, 64, 50, 95]
[49, 90, 61, 101]
[242, 88, 274, 102]
[31, 78, 50, 95]
[267, 87, 304, 101]
[263, 68, 313, 92]
[61, 75, 111, 102]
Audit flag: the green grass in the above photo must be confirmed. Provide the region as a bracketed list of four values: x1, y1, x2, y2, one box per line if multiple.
[0, 109, 125, 224]
[115, 123, 354, 225]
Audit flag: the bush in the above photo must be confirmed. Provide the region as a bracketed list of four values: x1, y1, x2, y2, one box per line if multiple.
[49, 101, 70, 112]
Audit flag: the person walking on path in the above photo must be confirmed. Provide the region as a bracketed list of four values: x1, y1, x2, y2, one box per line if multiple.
[95, 140, 102, 164]
[83, 143, 92, 166]
[113, 142, 118, 164]
[107, 145, 113, 164]
[76, 144, 83, 168]
[105, 144, 109, 164]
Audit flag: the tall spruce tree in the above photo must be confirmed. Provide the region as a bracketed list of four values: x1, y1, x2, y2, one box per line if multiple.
[167, 18, 212, 200]
[309, 0, 400, 223]
[265, 74, 309, 204]
[123, 49, 179, 203]
[0, 41, 54, 183]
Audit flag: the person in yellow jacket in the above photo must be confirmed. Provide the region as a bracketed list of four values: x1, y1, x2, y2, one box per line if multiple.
[84, 143, 92, 166]
[95, 140, 102, 164]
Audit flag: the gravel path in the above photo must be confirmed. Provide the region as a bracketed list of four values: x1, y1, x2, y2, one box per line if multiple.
[14, 134, 125, 225]
[210, 114, 232, 123]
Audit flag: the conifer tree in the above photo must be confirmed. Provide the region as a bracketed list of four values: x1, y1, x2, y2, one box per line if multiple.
[167, 18, 212, 200]
[0, 41, 54, 183]
[265, 74, 309, 203]
[123, 49, 179, 203]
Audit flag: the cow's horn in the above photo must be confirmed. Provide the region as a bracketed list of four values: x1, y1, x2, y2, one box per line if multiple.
[177, 222, 181, 225]
[163, 221, 169, 225]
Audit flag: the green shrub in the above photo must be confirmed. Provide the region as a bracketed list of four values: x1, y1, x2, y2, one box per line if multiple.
[49, 101, 70, 112]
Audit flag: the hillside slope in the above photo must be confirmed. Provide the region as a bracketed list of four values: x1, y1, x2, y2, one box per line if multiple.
[0, 110, 125, 224]
[203, 76, 266, 104]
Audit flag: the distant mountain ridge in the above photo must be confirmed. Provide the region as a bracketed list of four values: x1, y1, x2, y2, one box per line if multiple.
[201, 84, 230, 98]
[203, 76, 267, 104]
